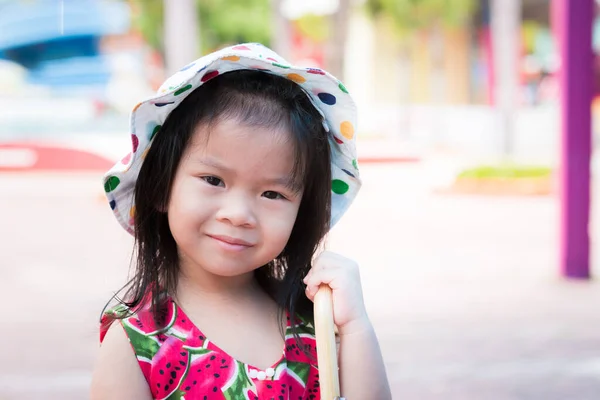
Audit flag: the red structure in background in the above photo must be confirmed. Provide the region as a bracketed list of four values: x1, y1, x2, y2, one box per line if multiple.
[0, 143, 113, 172]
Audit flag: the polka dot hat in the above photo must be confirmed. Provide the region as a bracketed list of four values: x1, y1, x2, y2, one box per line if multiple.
[103, 43, 361, 235]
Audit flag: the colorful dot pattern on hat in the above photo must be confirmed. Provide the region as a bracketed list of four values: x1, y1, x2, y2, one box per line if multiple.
[121, 153, 132, 165]
[331, 179, 349, 195]
[103, 42, 361, 234]
[287, 73, 306, 83]
[180, 62, 196, 71]
[340, 121, 354, 139]
[307, 68, 325, 75]
[318, 93, 336, 105]
[338, 82, 349, 93]
[129, 206, 136, 226]
[201, 70, 220, 82]
[104, 176, 120, 193]
[342, 169, 355, 178]
[174, 84, 192, 96]
[131, 135, 139, 152]
[149, 125, 161, 141]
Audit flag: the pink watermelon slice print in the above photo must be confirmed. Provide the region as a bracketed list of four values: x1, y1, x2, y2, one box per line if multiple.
[151, 337, 190, 399]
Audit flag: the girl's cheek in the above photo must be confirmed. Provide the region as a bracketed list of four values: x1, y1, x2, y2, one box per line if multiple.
[175, 188, 210, 214]
[261, 200, 297, 217]
[267, 204, 300, 230]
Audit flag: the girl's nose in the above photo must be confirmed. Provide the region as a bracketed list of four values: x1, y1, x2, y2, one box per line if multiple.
[215, 194, 257, 227]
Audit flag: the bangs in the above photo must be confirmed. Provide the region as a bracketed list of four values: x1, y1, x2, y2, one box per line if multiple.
[202, 79, 323, 194]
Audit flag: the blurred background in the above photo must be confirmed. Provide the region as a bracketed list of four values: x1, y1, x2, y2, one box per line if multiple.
[0, 0, 599, 399]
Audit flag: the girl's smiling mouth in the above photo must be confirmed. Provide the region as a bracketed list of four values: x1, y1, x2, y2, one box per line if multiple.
[207, 234, 255, 251]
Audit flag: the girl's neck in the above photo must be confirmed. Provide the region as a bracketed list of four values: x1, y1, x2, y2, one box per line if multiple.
[175, 269, 265, 306]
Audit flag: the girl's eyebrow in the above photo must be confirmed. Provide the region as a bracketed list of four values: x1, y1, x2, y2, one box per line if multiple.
[193, 157, 231, 172]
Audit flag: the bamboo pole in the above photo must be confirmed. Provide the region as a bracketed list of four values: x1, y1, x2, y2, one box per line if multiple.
[314, 285, 342, 399]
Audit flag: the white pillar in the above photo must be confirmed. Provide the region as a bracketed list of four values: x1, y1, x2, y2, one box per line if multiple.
[271, 0, 291, 60]
[163, 0, 200, 75]
[491, 0, 521, 157]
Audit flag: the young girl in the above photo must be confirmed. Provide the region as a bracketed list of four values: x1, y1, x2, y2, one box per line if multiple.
[91, 43, 391, 400]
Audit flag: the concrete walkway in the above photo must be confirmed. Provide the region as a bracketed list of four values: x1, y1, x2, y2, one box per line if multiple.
[0, 162, 598, 399]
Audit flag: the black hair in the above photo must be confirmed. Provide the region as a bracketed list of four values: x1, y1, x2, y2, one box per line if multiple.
[108, 70, 332, 347]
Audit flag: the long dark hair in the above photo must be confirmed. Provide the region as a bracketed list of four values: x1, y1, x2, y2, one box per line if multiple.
[109, 70, 332, 341]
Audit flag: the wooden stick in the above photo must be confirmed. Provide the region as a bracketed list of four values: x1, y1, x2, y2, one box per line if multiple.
[314, 285, 341, 399]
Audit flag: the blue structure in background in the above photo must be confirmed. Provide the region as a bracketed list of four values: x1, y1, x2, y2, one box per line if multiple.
[0, 0, 130, 91]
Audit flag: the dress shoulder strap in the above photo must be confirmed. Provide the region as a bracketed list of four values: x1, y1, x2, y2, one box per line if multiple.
[100, 298, 178, 384]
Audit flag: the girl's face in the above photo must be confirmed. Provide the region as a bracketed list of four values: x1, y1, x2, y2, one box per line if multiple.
[167, 118, 303, 280]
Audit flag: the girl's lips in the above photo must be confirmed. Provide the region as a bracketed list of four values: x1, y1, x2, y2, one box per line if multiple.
[207, 234, 254, 251]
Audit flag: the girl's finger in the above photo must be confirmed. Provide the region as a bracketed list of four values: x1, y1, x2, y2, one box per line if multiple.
[305, 281, 330, 302]
[305, 285, 317, 302]
[304, 268, 340, 291]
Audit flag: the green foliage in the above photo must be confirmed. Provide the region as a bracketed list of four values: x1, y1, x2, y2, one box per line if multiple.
[198, 0, 271, 51]
[365, 0, 478, 35]
[130, 0, 164, 51]
[129, 0, 271, 53]
[458, 165, 553, 179]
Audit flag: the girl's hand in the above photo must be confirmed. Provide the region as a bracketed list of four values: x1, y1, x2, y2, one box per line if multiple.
[303, 251, 370, 335]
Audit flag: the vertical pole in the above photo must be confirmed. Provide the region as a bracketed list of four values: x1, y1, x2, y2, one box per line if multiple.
[325, 0, 351, 81]
[553, 0, 593, 279]
[480, 0, 494, 105]
[271, 0, 291, 60]
[490, 0, 521, 157]
[163, 0, 200, 76]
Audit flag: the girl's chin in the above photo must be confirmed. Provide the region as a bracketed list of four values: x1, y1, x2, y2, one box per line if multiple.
[184, 261, 260, 279]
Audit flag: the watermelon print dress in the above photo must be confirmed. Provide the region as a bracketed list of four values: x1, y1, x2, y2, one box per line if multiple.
[100, 296, 321, 400]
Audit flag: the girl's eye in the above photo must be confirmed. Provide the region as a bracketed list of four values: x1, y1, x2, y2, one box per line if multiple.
[201, 176, 224, 187]
[262, 191, 285, 200]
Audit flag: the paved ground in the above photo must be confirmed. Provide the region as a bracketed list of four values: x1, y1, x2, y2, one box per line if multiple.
[0, 162, 599, 399]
